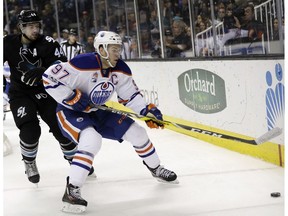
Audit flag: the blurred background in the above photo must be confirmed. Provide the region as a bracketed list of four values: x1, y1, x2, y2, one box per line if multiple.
[3, 0, 285, 58]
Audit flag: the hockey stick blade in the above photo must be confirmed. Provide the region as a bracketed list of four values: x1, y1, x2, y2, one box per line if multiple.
[254, 127, 282, 144]
[95, 105, 282, 145]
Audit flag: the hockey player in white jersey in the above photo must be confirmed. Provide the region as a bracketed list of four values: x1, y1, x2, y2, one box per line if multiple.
[42, 31, 178, 213]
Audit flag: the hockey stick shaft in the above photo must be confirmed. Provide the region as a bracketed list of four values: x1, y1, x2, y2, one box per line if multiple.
[95, 105, 282, 145]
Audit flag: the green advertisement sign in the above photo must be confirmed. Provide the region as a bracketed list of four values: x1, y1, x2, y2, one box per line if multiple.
[178, 68, 226, 114]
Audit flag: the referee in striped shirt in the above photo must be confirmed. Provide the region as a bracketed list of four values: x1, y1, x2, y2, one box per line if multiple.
[60, 29, 84, 61]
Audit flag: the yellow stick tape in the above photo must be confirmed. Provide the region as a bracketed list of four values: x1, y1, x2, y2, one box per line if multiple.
[106, 101, 284, 167]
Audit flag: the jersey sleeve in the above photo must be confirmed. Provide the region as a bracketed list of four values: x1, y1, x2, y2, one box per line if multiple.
[114, 61, 147, 114]
[41, 36, 67, 67]
[42, 62, 75, 110]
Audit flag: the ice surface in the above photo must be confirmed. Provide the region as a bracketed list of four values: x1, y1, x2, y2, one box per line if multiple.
[3, 111, 284, 216]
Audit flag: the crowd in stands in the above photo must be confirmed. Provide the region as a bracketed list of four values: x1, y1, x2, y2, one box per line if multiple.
[4, 0, 284, 58]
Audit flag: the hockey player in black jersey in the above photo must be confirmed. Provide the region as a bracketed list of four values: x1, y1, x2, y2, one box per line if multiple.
[3, 10, 94, 184]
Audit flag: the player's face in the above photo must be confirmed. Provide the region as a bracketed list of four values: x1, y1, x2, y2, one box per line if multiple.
[107, 44, 122, 65]
[22, 22, 41, 40]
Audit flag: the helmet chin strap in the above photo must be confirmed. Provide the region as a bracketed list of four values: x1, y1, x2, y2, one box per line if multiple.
[22, 33, 33, 42]
[105, 58, 115, 68]
[100, 48, 116, 68]
[20, 26, 34, 43]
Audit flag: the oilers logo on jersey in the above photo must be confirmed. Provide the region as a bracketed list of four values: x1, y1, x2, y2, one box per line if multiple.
[90, 81, 115, 105]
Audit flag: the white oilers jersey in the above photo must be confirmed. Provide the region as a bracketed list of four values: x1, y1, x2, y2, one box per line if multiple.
[42, 53, 147, 113]
[3, 61, 11, 81]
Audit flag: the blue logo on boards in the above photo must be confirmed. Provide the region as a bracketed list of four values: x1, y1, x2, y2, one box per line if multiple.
[265, 63, 284, 131]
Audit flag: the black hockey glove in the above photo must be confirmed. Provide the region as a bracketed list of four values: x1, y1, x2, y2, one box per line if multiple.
[21, 67, 46, 86]
[140, 103, 164, 129]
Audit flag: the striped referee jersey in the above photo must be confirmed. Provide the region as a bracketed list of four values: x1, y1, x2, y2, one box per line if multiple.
[60, 40, 84, 61]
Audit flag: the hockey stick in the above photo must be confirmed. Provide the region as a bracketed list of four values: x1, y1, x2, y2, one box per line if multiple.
[95, 105, 282, 145]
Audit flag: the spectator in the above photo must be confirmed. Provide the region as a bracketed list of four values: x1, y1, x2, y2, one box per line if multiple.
[165, 19, 190, 57]
[163, 0, 174, 29]
[80, 10, 92, 40]
[271, 17, 284, 40]
[79, 27, 87, 45]
[195, 14, 204, 32]
[220, 6, 241, 46]
[52, 31, 63, 43]
[84, 35, 95, 53]
[179, 0, 190, 25]
[199, 21, 207, 33]
[215, 7, 226, 24]
[150, 9, 159, 32]
[241, 4, 265, 41]
[195, 13, 211, 32]
[41, 3, 56, 36]
[8, 4, 22, 32]
[62, 29, 69, 41]
[117, 26, 133, 59]
[223, 6, 241, 31]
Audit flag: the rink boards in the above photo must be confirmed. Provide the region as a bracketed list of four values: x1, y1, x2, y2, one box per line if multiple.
[108, 58, 285, 166]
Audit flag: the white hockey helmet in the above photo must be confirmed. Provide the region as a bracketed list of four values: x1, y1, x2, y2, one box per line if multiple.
[94, 31, 123, 67]
[94, 31, 122, 55]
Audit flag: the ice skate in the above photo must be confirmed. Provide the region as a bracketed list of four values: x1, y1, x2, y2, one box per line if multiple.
[62, 177, 88, 213]
[87, 166, 97, 178]
[144, 161, 179, 184]
[23, 160, 40, 184]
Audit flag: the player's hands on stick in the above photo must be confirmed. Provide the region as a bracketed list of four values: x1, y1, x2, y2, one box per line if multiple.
[21, 67, 46, 86]
[140, 103, 164, 129]
[63, 89, 90, 112]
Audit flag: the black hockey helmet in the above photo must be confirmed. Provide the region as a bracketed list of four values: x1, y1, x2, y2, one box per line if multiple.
[18, 10, 42, 25]
[69, 28, 78, 36]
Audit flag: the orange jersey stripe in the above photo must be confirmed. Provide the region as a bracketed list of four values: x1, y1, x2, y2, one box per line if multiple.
[57, 111, 79, 142]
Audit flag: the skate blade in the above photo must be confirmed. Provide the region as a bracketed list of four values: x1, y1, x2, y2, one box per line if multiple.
[62, 202, 86, 214]
[87, 172, 97, 178]
[156, 178, 179, 184]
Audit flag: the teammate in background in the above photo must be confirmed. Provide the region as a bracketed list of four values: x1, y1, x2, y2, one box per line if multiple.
[3, 10, 88, 185]
[60, 29, 84, 61]
[43, 31, 178, 213]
